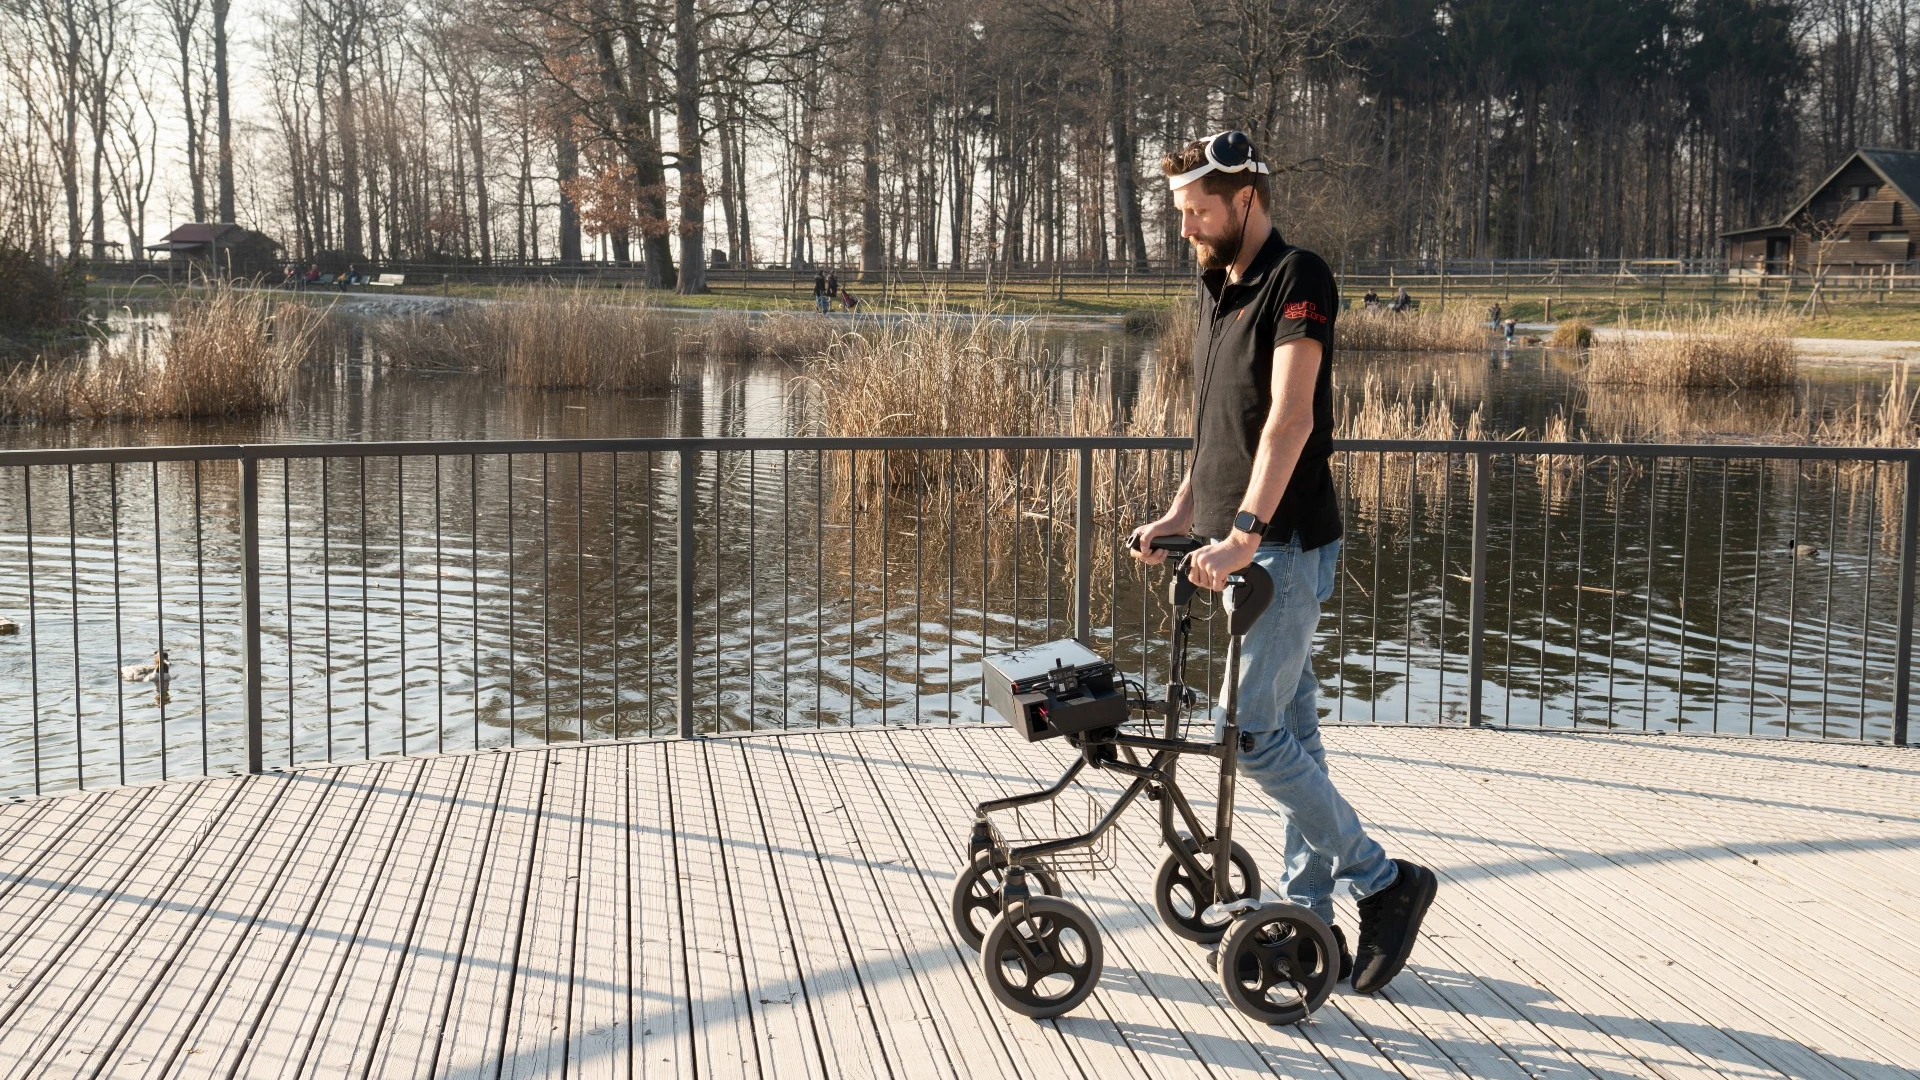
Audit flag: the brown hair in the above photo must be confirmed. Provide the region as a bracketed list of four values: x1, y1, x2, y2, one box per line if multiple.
[1160, 137, 1271, 207]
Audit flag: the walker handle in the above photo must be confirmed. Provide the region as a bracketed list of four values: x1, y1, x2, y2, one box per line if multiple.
[1129, 534, 1204, 557]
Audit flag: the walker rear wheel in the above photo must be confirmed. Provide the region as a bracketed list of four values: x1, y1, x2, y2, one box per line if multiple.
[1154, 837, 1260, 944]
[1217, 903, 1339, 1025]
[950, 858, 1061, 952]
[980, 895, 1103, 1019]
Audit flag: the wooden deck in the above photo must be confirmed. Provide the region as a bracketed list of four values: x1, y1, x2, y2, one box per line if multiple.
[0, 723, 1915, 1079]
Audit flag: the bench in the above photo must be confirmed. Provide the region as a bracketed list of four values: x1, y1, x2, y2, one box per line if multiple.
[365, 274, 405, 288]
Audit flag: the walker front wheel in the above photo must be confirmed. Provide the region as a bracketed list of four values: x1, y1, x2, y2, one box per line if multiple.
[979, 896, 1103, 1019]
[1154, 837, 1260, 944]
[950, 858, 1061, 952]
[1217, 903, 1340, 1025]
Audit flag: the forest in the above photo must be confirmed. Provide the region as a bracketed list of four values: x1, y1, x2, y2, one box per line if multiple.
[0, 0, 1913, 290]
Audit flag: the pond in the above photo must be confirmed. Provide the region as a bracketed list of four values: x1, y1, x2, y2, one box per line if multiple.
[0, 310, 1912, 797]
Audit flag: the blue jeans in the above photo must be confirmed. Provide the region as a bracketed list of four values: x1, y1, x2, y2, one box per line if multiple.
[1216, 536, 1396, 923]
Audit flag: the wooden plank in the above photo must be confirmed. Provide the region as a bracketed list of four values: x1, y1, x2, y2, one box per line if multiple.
[0, 785, 179, 965]
[733, 737, 890, 1079]
[1322, 727, 1879, 1080]
[667, 738, 759, 1077]
[69, 770, 341, 1078]
[566, 743, 637, 1080]
[363, 751, 516, 1079]
[855, 726, 1087, 1080]
[215, 760, 430, 1077]
[0, 770, 306, 1074]
[700, 738, 827, 1079]
[299, 755, 476, 1076]
[630, 742, 694, 1080]
[801, 731, 1045, 1080]
[1393, 729, 1920, 1070]
[499, 748, 589, 1079]
[431, 749, 552, 1076]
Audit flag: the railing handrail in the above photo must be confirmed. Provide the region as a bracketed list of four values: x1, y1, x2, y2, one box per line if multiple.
[2, 435, 1918, 468]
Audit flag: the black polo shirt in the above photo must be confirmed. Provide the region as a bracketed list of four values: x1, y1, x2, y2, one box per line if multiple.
[1189, 230, 1341, 549]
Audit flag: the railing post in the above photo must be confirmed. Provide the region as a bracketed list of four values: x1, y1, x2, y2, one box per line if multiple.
[240, 453, 264, 773]
[677, 449, 697, 740]
[1466, 452, 1491, 728]
[1074, 447, 1093, 644]
[1895, 458, 1919, 746]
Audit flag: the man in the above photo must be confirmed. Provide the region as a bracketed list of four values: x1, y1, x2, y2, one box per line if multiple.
[1128, 131, 1437, 995]
[813, 270, 829, 313]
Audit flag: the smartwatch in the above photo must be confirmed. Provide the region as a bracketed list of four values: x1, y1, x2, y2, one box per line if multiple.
[1232, 511, 1269, 539]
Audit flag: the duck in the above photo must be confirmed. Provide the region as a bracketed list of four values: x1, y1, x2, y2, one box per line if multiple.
[1789, 539, 1819, 559]
[0, 616, 16, 635]
[121, 649, 170, 684]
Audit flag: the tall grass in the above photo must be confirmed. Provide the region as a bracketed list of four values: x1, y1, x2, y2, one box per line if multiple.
[0, 283, 325, 423]
[368, 287, 679, 389]
[1334, 370, 1487, 517]
[1339, 306, 1489, 352]
[1583, 313, 1797, 389]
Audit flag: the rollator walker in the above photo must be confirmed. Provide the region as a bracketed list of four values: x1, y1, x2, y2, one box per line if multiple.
[951, 536, 1341, 1023]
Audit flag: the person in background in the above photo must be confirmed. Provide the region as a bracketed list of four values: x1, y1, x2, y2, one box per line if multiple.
[1362, 287, 1379, 309]
[304, 264, 321, 287]
[1390, 286, 1411, 313]
[825, 270, 839, 309]
[1503, 317, 1518, 344]
[813, 270, 829, 313]
[1488, 302, 1502, 329]
[1130, 130, 1438, 997]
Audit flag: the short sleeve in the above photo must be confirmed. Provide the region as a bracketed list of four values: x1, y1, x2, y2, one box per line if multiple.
[1269, 253, 1336, 349]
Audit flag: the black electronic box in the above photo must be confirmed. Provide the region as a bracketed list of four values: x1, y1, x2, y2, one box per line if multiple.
[983, 638, 1128, 742]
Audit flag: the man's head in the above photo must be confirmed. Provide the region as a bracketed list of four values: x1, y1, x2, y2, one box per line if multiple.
[1162, 132, 1272, 271]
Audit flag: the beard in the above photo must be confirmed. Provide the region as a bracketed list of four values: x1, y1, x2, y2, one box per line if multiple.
[1189, 228, 1241, 270]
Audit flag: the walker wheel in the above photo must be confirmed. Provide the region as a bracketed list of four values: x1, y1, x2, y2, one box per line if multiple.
[1154, 837, 1260, 944]
[1217, 903, 1340, 1025]
[949, 859, 1061, 952]
[980, 895, 1103, 1019]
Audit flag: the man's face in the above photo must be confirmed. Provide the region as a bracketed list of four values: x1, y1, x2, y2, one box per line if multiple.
[1175, 184, 1251, 270]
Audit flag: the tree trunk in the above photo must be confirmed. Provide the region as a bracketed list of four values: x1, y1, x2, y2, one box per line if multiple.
[213, 0, 233, 221]
[673, 0, 706, 294]
[558, 123, 582, 264]
[858, 0, 884, 280]
[1107, 0, 1148, 270]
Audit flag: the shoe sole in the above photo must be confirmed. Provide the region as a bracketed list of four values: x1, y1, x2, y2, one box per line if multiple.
[1352, 866, 1437, 995]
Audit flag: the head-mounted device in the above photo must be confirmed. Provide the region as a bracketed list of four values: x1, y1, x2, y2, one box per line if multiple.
[1167, 130, 1271, 191]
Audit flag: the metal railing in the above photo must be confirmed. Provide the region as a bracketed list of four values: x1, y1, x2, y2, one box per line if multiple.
[0, 436, 1914, 798]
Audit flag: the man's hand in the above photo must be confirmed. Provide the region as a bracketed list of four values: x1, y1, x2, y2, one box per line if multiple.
[1127, 518, 1188, 566]
[1187, 531, 1260, 591]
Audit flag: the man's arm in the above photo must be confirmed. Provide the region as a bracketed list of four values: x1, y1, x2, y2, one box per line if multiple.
[1185, 337, 1321, 591]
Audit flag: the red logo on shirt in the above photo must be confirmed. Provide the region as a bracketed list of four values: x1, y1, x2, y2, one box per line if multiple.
[1283, 301, 1326, 323]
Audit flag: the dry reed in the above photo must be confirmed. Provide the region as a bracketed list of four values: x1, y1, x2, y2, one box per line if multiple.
[368, 287, 680, 389]
[1339, 305, 1488, 352]
[1583, 313, 1796, 389]
[0, 283, 325, 423]
[1333, 370, 1486, 518]
[1549, 319, 1594, 348]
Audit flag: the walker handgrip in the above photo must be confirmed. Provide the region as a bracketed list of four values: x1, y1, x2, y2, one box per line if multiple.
[1131, 534, 1204, 556]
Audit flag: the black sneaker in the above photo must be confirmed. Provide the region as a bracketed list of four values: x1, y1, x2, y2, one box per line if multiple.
[1351, 860, 1437, 994]
[1330, 924, 1353, 983]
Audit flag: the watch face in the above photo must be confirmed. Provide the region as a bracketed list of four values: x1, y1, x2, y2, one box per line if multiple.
[1235, 512, 1264, 535]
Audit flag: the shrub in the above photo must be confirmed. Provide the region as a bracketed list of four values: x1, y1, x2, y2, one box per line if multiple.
[1549, 319, 1594, 348]
[0, 247, 75, 331]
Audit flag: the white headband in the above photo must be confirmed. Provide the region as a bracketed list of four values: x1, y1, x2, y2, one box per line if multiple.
[1168, 133, 1271, 190]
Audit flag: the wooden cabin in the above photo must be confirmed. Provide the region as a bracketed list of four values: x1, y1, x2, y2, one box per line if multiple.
[1722, 148, 1918, 274]
[145, 222, 283, 276]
